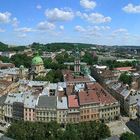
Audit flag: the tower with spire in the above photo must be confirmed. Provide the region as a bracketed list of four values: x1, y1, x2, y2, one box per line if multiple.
[74, 48, 81, 75]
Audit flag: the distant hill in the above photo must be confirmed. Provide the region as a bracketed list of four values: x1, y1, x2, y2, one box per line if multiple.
[0, 41, 140, 52]
[0, 42, 26, 52]
[31, 42, 96, 52]
[0, 42, 9, 51]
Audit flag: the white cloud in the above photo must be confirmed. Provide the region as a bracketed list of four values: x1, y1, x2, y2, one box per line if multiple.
[36, 4, 42, 10]
[110, 28, 128, 38]
[37, 21, 56, 30]
[60, 25, 64, 30]
[15, 27, 34, 33]
[101, 26, 110, 30]
[0, 28, 5, 32]
[113, 28, 128, 34]
[80, 0, 96, 9]
[12, 17, 19, 27]
[123, 3, 140, 13]
[17, 33, 27, 38]
[75, 25, 86, 32]
[0, 12, 11, 23]
[45, 8, 74, 22]
[77, 12, 111, 24]
[75, 25, 110, 38]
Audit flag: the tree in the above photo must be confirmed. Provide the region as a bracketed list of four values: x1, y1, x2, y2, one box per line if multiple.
[120, 132, 140, 140]
[0, 56, 10, 63]
[119, 72, 132, 85]
[6, 121, 111, 140]
[10, 54, 32, 68]
[34, 70, 63, 83]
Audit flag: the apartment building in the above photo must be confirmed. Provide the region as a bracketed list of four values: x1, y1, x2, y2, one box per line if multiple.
[57, 96, 68, 124]
[67, 95, 80, 123]
[24, 93, 38, 122]
[35, 95, 57, 122]
[4, 93, 24, 122]
[79, 90, 100, 122]
[78, 83, 120, 122]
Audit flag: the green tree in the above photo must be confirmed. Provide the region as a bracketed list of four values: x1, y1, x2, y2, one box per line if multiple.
[35, 70, 63, 83]
[6, 121, 111, 140]
[119, 72, 132, 85]
[0, 56, 10, 63]
[120, 132, 140, 140]
[10, 54, 32, 68]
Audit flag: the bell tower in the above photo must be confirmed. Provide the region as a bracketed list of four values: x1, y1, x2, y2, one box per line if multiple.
[74, 48, 81, 75]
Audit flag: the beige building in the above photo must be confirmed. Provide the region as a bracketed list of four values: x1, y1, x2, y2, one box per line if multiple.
[35, 95, 57, 122]
[99, 102, 120, 122]
[24, 93, 38, 122]
[4, 93, 24, 122]
[57, 96, 68, 124]
[68, 95, 80, 123]
[78, 83, 120, 122]
[79, 90, 100, 122]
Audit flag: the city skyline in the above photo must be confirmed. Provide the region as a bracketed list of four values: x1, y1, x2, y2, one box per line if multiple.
[0, 0, 140, 46]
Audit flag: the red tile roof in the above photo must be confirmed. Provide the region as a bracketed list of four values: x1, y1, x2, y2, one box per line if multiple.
[63, 70, 91, 82]
[79, 90, 100, 105]
[114, 67, 135, 71]
[68, 95, 79, 108]
[79, 83, 117, 105]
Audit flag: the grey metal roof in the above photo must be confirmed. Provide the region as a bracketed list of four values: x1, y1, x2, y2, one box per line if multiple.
[0, 68, 19, 75]
[24, 93, 38, 109]
[58, 82, 66, 88]
[120, 89, 130, 99]
[127, 90, 140, 105]
[49, 83, 57, 90]
[111, 83, 121, 90]
[19, 80, 49, 87]
[0, 95, 7, 106]
[4, 93, 24, 105]
[87, 75, 96, 82]
[37, 95, 57, 108]
[57, 96, 68, 109]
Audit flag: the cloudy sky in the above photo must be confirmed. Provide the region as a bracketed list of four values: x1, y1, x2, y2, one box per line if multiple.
[0, 0, 140, 45]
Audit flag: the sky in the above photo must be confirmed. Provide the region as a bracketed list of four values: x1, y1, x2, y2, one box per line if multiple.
[1, 0, 140, 46]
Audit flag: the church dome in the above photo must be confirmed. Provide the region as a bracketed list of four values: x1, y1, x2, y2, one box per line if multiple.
[32, 52, 43, 65]
[20, 65, 24, 69]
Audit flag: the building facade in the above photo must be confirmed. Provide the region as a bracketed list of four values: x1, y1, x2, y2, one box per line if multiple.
[35, 96, 57, 122]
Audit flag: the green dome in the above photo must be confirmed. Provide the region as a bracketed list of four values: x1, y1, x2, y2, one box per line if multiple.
[20, 65, 24, 69]
[32, 54, 43, 65]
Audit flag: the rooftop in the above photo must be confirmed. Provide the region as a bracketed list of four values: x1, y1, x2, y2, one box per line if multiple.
[68, 95, 79, 108]
[0, 94, 7, 105]
[114, 67, 135, 72]
[63, 70, 95, 83]
[32, 53, 43, 65]
[24, 92, 38, 109]
[5, 93, 24, 105]
[57, 96, 68, 109]
[37, 95, 57, 108]
[79, 83, 117, 105]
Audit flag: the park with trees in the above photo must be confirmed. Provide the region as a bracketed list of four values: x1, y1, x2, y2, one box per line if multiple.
[6, 121, 111, 140]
